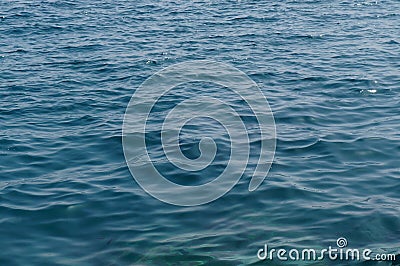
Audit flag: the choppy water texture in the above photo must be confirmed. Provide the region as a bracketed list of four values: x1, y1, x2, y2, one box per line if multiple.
[1, 0, 399, 265]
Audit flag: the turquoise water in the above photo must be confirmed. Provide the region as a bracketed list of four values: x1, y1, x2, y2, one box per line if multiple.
[1, 0, 399, 265]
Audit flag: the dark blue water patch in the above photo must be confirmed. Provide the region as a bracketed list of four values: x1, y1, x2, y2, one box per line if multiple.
[142, 81, 264, 186]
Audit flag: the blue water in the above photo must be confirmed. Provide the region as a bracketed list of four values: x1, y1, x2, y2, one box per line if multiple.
[1, 0, 399, 265]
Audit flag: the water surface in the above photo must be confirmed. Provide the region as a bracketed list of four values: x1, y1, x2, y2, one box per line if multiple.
[1, 0, 399, 265]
